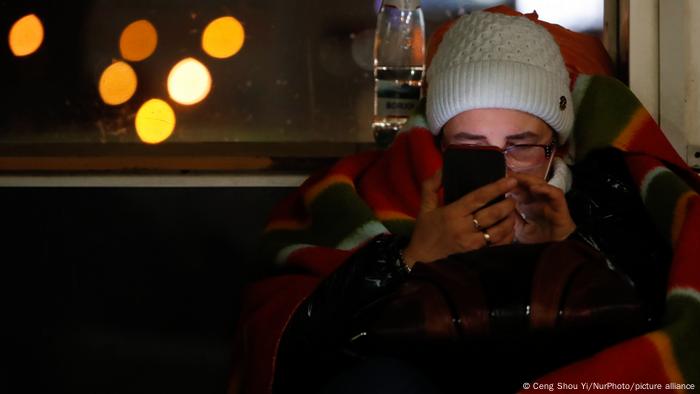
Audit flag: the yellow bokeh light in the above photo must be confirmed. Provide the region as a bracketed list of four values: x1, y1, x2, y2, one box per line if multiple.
[135, 99, 176, 144]
[167, 57, 212, 106]
[98, 61, 138, 105]
[9, 14, 44, 57]
[202, 16, 245, 59]
[119, 19, 158, 62]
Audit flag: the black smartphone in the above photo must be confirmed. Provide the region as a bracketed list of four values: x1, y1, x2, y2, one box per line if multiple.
[442, 144, 506, 205]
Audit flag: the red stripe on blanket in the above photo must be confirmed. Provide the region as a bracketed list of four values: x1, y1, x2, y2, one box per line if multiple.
[530, 335, 674, 393]
[624, 155, 666, 189]
[427, 7, 614, 92]
[668, 195, 700, 291]
[615, 113, 687, 170]
[230, 247, 357, 393]
[481, 6, 614, 90]
[266, 172, 321, 225]
[265, 151, 383, 229]
[230, 276, 320, 394]
[302, 151, 381, 208]
[286, 246, 354, 277]
[360, 128, 442, 217]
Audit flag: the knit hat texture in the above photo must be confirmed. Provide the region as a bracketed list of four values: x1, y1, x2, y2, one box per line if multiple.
[426, 11, 574, 142]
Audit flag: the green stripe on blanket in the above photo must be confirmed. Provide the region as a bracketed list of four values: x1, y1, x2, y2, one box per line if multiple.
[572, 76, 640, 160]
[380, 219, 415, 239]
[665, 290, 700, 386]
[260, 182, 383, 264]
[308, 183, 380, 247]
[260, 230, 314, 265]
[643, 170, 693, 244]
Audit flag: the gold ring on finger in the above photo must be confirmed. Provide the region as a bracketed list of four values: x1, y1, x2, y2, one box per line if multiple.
[472, 217, 482, 230]
[482, 230, 491, 247]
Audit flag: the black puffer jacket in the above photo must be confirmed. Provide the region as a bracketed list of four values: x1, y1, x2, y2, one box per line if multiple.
[566, 148, 672, 321]
[273, 148, 672, 393]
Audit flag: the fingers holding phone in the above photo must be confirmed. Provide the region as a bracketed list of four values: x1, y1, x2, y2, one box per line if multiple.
[443, 144, 518, 248]
[462, 194, 518, 246]
[404, 146, 517, 266]
[508, 172, 576, 243]
[405, 176, 517, 267]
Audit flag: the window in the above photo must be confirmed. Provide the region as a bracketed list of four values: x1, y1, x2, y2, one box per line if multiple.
[515, 0, 604, 38]
[0, 0, 607, 172]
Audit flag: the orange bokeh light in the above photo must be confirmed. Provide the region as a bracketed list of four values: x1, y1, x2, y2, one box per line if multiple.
[202, 16, 245, 59]
[9, 14, 44, 57]
[99, 61, 138, 105]
[167, 57, 212, 106]
[119, 19, 158, 62]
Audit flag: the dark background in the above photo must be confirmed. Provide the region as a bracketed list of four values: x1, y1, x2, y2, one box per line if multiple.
[0, 0, 380, 143]
[2, 186, 293, 394]
[0, 0, 513, 144]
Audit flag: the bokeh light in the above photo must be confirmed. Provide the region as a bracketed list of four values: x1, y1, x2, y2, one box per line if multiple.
[98, 61, 138, 105]
[135, 99, 176, 144]
[8, 14, 44, 57]
[515, 0, 603, 33]
[119, 19, 158, 62]
[167, 57, 212, 105]
[201, 16, 245, 59]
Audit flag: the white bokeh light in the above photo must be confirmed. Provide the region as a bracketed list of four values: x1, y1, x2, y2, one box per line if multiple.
[515, 0, 604, 33]
[167, 57, 212, 106]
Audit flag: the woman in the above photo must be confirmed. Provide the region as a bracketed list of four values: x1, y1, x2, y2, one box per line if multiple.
[270, 11, 669, 394]
[407, 10, 576, 268]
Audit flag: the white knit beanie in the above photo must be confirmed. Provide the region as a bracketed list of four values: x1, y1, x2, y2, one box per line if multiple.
[426, 11, 574, 143]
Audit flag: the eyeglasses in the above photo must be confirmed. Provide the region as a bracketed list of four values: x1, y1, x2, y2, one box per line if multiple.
[442, 138, 558, 172]
[502, 140, 557, 171]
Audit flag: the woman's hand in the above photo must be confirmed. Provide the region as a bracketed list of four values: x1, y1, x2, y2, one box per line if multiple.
[508, 173, 576, 244]
[403, 171, 518, 267]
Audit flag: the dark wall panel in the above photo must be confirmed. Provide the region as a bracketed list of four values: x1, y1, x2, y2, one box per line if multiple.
[2, 187, 292, 394]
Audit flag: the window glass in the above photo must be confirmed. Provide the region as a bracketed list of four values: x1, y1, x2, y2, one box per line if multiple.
[1, 0, 602, 149]
[515, 0, 604, 38]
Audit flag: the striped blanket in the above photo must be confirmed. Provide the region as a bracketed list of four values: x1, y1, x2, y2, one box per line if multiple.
[229, 75, 700, 393]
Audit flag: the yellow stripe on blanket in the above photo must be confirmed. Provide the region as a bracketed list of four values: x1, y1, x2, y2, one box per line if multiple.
[646, 331, 686, 391]
[375, 210, 415, 222]
[612, 108, 650, 151]
[671, 191, 697, 248]
[303, 174, 355, 208]
[264, 219, 309, 232]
